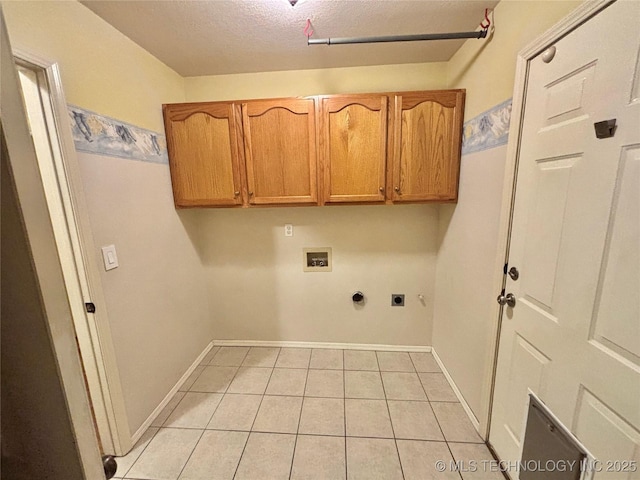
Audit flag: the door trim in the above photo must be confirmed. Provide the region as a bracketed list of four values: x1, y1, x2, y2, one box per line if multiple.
[12, 47, 132, 455]
[484, 0, 615, 442]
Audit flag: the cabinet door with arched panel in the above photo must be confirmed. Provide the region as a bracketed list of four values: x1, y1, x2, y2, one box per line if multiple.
[390, 90, 465, 203]
[318, 95, 388, 204]
[163, 102, 244, 207]
[241, 98, 317, 205]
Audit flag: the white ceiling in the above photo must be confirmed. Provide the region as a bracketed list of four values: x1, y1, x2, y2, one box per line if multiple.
[82, 0, 498, 77]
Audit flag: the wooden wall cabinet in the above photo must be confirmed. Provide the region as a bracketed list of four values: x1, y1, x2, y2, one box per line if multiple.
[318, 95, 388, 204]
[389, 90, 465, 202]
[163, 89, 464, 208]
[242, 99, 317, 205]
[163, 102, 244, 207]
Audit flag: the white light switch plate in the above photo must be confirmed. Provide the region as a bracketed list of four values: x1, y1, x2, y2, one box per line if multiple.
[101, 245, 119, 271]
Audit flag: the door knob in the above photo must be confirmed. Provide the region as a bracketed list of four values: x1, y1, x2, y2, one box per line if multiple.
[497, 293, 516, 308]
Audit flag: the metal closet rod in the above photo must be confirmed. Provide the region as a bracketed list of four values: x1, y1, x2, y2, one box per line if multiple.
[308, 29, 488, 46]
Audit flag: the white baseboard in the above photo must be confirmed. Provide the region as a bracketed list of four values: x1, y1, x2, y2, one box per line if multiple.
[212, 339, 432, 353]
[431, 347, 481, 434]
[130, 341, 213, 445]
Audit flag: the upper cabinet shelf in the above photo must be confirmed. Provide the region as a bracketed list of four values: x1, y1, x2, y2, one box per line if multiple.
[163, 89, 465, 208]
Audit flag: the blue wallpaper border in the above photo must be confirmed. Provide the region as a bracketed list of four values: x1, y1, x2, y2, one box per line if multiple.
[67, 98, 511, 162]
[67, 105, 168, 164]
[461, 98, 512, 155]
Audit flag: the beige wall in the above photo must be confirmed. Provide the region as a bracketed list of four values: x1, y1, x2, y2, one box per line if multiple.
[185, 64, 447, 346]
[185, 62, 447, 101]
[3, 0, 183, 132]
[3, 1, 211, 436]
[447, 0, 581, 120]
[434, 146, 509, 422]
[198, 205, 437, 345]
[76, 154, 210, 432]
[434, 0, 580, 428]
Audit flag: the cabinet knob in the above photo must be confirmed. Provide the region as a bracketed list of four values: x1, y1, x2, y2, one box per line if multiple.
[394, 187, 400, 193]
[249, 191, 254, 196]
[234, 191, 240, 196]
[379, 187, 384, 192]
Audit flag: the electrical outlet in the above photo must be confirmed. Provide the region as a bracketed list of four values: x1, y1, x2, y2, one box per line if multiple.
[391, 294, 405, 306]
[285, 224, 293, 237]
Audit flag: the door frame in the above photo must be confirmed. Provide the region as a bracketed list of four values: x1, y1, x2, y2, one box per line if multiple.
[484, 0, 614, 440]
[1, 9, 105, 478]
[11, 47, 132, 455]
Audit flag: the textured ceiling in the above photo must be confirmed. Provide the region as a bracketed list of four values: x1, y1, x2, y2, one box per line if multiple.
[82, 0, 498, 77]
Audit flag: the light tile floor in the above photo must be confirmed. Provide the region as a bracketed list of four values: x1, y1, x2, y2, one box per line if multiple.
[115, 347, 503, 480]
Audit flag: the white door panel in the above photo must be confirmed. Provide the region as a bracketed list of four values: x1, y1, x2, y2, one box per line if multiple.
[490, 2, 640, 478]
[574, 389, 640, 480]
[591, 145, 640, 364]
[504, 334, 551, 441]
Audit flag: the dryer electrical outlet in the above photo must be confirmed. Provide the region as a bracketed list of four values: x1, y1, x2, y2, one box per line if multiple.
[391, 294, 405, 306]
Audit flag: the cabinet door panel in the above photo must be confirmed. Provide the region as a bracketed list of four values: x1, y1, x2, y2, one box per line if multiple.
[320, 96, 387, 203]
[242, 99, 317, 205]
[391, 91, 464, 202]
[164, 103, 243, 207]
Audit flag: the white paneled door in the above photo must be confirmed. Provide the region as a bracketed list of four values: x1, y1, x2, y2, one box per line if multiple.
[490, 2, 640, 479]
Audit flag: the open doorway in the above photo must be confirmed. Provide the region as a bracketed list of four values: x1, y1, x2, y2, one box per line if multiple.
[1, 8, 107, 478]
[12, 53, 131, 455]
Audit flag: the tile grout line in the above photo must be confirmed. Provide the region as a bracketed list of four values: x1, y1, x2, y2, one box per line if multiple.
[232, 347, 281, 480]
[173, 347, 252, 480]
[159, 392, 188, 428]
[161, 354, 215, 426]
[288, 348, 313, 479]
[136, 347, 474, 480]
[376, 351, 406, 480]
[125, 346, 235, 479]
[409, 354, 464, 480]
[205, 345, 250, 396]
[172, 387, 228, 478]
[117, 424, 162, 479]
[179, 362, 205, 392]
[130, 425, 461, 442]
[408, 353, 429, 403]
[174, 428, 207, 480]
[343, 349, 348, 480]
[178, 389, 458, 403]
